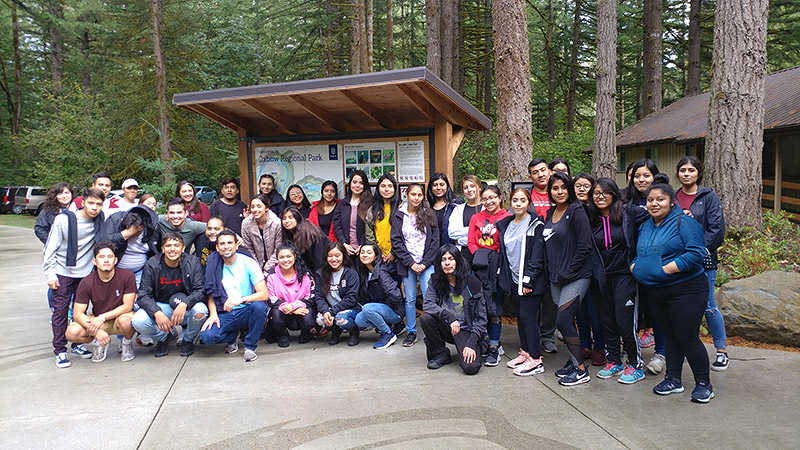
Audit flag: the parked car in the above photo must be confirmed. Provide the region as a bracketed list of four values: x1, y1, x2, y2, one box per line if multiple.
[0, 186, 20, 214]
[14, 186, 47, 215]
[196, 185, 217, 203]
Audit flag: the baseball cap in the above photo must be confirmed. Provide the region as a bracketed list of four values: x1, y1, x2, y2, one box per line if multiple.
[121, 178, 139, 189]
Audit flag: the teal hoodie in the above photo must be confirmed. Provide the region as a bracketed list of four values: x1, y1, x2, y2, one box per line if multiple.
[632, 205, 705, 287]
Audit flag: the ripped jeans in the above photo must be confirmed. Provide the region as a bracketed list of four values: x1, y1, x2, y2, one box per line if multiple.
[132, 302, 209, 343]
[316, 309, 359, 330]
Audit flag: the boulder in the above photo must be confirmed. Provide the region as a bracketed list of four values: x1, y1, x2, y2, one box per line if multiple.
[717, 271, 800, 347]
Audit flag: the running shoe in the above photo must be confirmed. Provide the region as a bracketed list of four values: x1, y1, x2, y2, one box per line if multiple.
[691, 380, 715, 403]
[121, 339, 136, 362]
[507, 350, 529, 369]
[639, 331, 655, 348]
[427, 351, 453, 370]
[555, 359, 575, 378]
[653, 375, 684, 395]
[484, 347, 500, 367]
[374, 332, 397, 349]
[91, 340, 109, 363]
[559, 367, 590, 386]
[646, 353, 666, 375]
[243, 348, 258, 362]
[402, 332, 417, 347]
[618, 365, 645, 384]
[513, 358, 545, 377]
[596, 362, 624, 379]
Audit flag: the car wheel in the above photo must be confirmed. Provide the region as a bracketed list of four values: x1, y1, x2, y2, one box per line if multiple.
[12, 204, 23, 214]
[35, 204, 43, 216]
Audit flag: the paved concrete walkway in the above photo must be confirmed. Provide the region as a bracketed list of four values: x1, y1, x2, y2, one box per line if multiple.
[0, 224, 798, 449]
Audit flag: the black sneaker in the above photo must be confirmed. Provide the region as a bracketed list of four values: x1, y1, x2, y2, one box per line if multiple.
[555, 359, 575, 378]
[427, 351, 453, 370]
[179, 339, 195, 357]
[484, 347, 500, 366]
[278, 332, 290, 348]
[691, 380, 715, 403]
[347, 327, 360, 346]
[711, 352, 729, 371]
[329, 327, 342, 346]
[558, 367, 590, 386]
[154, 339, 169, 357]
[393, 322, 408, 337]
[402, 332, 417, 347]
[298, 330, 311, 344]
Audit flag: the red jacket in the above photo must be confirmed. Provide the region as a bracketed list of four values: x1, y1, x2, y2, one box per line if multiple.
[308, 200, 338, 242]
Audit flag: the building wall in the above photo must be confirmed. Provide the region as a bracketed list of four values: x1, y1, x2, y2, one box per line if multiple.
[615, 142, 691, 189]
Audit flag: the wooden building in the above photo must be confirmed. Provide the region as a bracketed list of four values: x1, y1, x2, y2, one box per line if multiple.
[614, 65, 800, 217]
[173, 67, 491, 202]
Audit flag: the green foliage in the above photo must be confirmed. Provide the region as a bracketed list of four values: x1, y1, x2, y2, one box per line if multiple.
[717, 211, 800, 283]
[457, 130, 498, 184]
[531, 129, 594, 175]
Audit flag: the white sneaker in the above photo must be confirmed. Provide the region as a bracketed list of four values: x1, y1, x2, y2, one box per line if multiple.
[92, 340, 109, 363]
[243, 348, 257, 362]
[121, 339, 136, 362]
[646, 353, 666, 375]
[224, 342, 239, 354]
[55, 352, 71, 368]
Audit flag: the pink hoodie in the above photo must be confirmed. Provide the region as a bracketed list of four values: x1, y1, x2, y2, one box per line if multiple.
[266, 269, 313, 311]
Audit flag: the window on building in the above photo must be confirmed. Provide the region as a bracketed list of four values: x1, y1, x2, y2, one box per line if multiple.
[645, 148, 658, 165]
[617, 151, 626, 172]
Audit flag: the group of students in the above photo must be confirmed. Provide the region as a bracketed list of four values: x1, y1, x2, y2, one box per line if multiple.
[39, 156, 726, 404]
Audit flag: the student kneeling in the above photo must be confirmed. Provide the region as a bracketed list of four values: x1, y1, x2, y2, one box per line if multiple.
[420, 244, 487, 375]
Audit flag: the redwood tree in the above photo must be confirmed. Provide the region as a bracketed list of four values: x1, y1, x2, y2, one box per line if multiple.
[593, 0, 617, 179]
[152, 0, 173, 184]
[641, 0, 662, 116]
[493, 0, 532, 197]
[705, 0, 769, 229]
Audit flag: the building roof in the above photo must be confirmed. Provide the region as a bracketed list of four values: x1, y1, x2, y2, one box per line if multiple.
[172, 67, 491, 137]
[616, 65, 800, 149]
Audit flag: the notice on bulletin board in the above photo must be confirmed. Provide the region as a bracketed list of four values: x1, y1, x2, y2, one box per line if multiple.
[396, 140, 426, 183]
[343, 142, 397, 182]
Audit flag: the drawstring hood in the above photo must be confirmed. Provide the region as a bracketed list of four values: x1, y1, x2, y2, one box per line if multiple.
[601, 216, 613, 250]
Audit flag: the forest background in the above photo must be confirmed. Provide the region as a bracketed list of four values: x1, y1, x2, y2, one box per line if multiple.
[1, 0, 799, 197]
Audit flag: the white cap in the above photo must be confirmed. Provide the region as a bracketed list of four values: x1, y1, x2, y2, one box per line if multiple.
[121, 178, 139, 189]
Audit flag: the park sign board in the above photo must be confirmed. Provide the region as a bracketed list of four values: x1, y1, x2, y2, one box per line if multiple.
[254, 137, 429, 201]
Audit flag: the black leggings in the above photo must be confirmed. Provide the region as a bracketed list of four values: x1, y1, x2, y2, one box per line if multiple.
[269, 307, 316, 335]
[640, 274, 710, 383]
[511, 288, 542, 359]
[552, 278, 591, 367]
[596, 274, 642, 368]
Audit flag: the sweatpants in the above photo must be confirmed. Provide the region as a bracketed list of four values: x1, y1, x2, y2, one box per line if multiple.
[596, 274, 642, 369]
[510, 288, 543, 359]
[640, 274, 710, 383]
[420, 313, 482, 375]
[51, 275, 82, 355]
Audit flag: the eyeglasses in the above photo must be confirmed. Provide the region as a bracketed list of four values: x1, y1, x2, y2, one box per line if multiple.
[481, 195, 499, 202]
[593, 191, 611, 199]
[289, 191, 303, 197]
[575, 183, 592, 191]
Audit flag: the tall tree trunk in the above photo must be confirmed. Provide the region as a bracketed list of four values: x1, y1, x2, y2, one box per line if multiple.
[705, 0, 768, 229]
[641, 0, 662, 116]
[426, 0, 442, 77]
[48, 1, 64, 93]
[11, 0, 22, 134]
[687, 0, 701, 95]
[593, 0, 617, 179]
[440, 0, 455, 85]
[352, 0, 363, 73]
[325, 1, 335, 76]
[364, 0, 373, 72]
[566, 0, 581, 132]
[81, 27, 91, 92]
[493, 0, 532, 199]
[618, 72, 625, 129]
[152, 0, 173, 185]
[545, 0, 555, 136]
[387, 0, 394, 70]
[482, 0, 492, 113]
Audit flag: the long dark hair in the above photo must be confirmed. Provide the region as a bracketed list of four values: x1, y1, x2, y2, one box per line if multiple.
[175, 180, 201, 215]
[356, 242, 381, 279]
[587, 178, 625, 226]
[316, 180, 339, 214]
[280, 206, 324, 254]
[676, 156, 704, 185]
[625, 159, 660, 205]
[371, 173, 400, 222]
[547, 171, 578, 205]
[549, 158, 572, 178]
[286, 184, 312, 210]
[275, 242, 309, 283]
[426, 172, 457, 206]
[431, 244, 471, 299]
[405, 183, 437, 233]
[43, 182, 75, 214]
[346, 170, 373, 219]
[320, 241, 351, 298]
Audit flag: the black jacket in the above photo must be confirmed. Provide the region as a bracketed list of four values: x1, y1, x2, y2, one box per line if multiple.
[332, 195, 367, 245]
[314, 267, 362, 315]
[544, 202, 594, 285]
[390, 206, 440, 277]
[496, 212, 547, 296]
[359, 260, 403, 317]
[681, 186, 726, 267]
[422, 274, 487, 349]
[268, 192, 286, 217]
[136, 253, 206, 318]
[34, 208, 66, 244]
[105, 206, 161, 261]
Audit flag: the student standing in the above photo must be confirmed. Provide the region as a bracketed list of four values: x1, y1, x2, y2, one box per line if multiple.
[427, 172, 463, 246]
[209, 177, 248, 235]
[527, 159, 557, 354]
[391, 183, 439, 347]
[308, 180, 339, 242]
[333, 170, 372, 259]
[676, 156, 729, 371]
[258, 174, 286, 216]
[497, 188, 547, 376]
[176, 180, 210, 223]
[365, 173, 400, 263]
[241, 194, 282, 274]
[467, 185, 511, 366]
[544, 172, 595, 386]
[314, 242, 362, 346]
[448, 175, 483, 257]
[631, 181, 713, 403]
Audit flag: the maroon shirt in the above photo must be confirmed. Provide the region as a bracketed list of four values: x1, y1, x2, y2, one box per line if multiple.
[75, 269, 137, 315]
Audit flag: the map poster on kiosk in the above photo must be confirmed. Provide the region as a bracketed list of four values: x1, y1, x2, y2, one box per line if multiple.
[255, 144, 343, 202]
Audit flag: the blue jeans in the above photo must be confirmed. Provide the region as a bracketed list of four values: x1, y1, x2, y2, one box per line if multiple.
[132, 302, 209, 343]
[200, 302, 268, 350]
[402, 265, 433, 334]
[704, 269, 727, 350]
[316, 309, 359, 330]
[355, 303, 401, 335]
